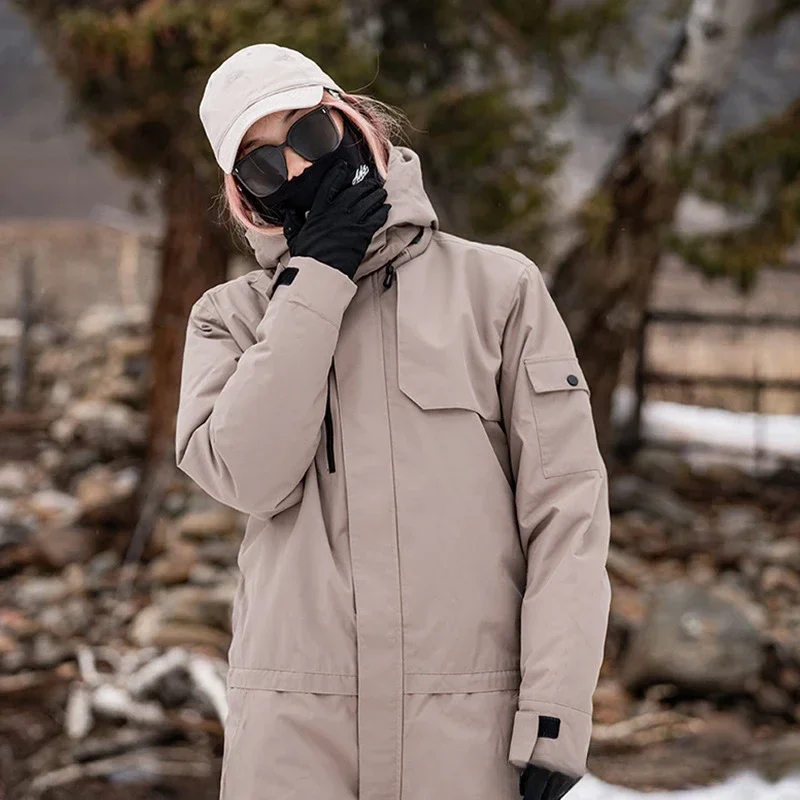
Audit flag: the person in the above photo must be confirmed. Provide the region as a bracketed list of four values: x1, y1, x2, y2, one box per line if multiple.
[176, 42, 611, 800]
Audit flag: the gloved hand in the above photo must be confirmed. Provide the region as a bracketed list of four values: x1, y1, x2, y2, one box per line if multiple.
[519, 764, 580, 800]
[282, 159, 391, 281]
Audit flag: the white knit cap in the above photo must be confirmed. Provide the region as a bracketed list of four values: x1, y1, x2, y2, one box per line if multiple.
[199, 43, 344, 173]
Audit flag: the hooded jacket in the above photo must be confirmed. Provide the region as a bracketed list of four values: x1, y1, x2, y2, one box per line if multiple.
[175, 144, 611, 800]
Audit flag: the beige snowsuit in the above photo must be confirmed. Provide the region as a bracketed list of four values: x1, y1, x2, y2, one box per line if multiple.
[176, 144, 611, 799]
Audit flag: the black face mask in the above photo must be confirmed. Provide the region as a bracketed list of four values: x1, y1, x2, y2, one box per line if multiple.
[239, 116, 379, 227]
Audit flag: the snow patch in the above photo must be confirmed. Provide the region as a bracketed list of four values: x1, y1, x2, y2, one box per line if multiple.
[575, 771, 800, 800]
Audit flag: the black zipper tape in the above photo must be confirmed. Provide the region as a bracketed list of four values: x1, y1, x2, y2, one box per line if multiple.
[324, 372, 336, 473]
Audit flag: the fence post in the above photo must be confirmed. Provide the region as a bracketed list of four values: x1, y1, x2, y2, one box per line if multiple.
[618, 309, 649, 459]
[6, 254, 35, 412]
[751, 361, 763, 473]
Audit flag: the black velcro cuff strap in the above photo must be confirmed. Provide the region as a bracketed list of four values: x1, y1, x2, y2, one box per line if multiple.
[274, 267, 298, 289]
[537, 715, 561, 740]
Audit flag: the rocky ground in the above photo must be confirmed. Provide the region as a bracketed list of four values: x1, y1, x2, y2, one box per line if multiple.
[1, 303, 799, 799]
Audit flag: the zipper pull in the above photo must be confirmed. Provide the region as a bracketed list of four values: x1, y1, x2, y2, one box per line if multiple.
[383, 261, 396, 289]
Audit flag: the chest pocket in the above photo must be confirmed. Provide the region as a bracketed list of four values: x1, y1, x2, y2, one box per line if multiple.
[395, 266, 503, 422]
[524, 356, 602, 478]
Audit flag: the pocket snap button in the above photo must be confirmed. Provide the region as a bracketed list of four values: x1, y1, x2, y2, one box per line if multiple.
[567, 374, 579, 386]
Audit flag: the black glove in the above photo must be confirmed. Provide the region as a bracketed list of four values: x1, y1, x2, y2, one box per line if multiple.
[519, 764, 580, 800]
[282, 159, 391, 280]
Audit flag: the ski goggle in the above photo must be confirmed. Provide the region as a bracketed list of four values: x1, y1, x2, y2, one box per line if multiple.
[231, 105, 342, 198]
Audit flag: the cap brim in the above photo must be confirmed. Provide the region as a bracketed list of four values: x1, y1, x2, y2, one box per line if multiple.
[217, 85, 325, 173]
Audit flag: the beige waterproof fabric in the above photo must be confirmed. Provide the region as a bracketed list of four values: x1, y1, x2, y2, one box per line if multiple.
[176, 144, 611, 799]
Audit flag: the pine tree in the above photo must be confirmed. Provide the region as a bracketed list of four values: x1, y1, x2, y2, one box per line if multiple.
[671, 4, 800, 291]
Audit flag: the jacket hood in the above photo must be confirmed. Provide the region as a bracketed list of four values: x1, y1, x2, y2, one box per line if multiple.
[244, 144, 439, 283]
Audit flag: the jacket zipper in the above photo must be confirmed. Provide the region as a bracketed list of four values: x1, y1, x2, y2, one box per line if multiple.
[325, 262, 391, 475]
[383, 260, 396, 289]
[326, 234, 424, 473]
[383, 227, 423, 290]
[324, 365, 336, 473]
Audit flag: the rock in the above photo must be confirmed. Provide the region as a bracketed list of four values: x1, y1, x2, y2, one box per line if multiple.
[755, 683, 796, 716]
[50, 399, 146, 453]
[715, 506, 766, 540]
[48, 448, 100, 485]
[622, 580, 764, 694]
[106, 335, 150, 388]
[85, 549, 121, 579]
[631, 449, 693, 488]
[686, 553, 717, 585]
[176, 508, 238, 540]
[694, 462, 752, 488]
[711, 582, 767, 629]
[0, 607, 39, 638]
[147, 541, 198, 585]
[0, 631, 17, 656]
[0, 498, 15, 524]
[163, 489, 189, 517]
[95, 375, 142, 405]
[30, 632, 72, 668]
[75, 464, 139, 525]
[14, 576, 73, 609]
[611, 585, 648, 629]
[36, 447, 64, 473]
[761, 566, 800, 595]
[75, 304, 139, 339]
[128, 605, 230, 650]
[129, 583, 235, 647]
[26, 489, 81, 526]
[197, 538, 240, 566]
[609, 475, 699, 529]
[38, 596, 93, 638]
[160, 584, 234, 631]
[1, 646, 27, 672]
[0, 463, 31, 496]
[755, 539, 800, 571]
[188, 561, 225, 586]
[0, 318, 22, 343]
[32, 524, 98, 569]
[0, 520, 31, 551]
[592, 679, 633, 725]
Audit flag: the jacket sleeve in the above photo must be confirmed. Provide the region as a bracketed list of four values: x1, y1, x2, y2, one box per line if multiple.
[499, 261, 611, 779]
[175, 257, 357, 518]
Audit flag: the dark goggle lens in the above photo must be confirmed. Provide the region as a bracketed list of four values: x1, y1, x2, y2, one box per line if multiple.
[288, 106, 342, 161]
[234, 147, 287, 198]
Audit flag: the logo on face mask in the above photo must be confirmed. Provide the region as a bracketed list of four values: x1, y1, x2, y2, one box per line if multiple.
[352, 164, 369, 185]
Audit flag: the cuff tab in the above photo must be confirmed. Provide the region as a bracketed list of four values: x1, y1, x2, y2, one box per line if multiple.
[538, 715, 561, 740]
[274, 267, 298, 289]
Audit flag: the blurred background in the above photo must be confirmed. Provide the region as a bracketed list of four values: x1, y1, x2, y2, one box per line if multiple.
[1, 0, 799, 798]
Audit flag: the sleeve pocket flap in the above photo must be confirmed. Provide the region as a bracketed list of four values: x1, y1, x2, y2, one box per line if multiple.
[525, 357, 589, 395]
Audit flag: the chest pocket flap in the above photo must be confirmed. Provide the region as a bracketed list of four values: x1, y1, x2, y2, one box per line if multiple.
[396, 269, 502, 422]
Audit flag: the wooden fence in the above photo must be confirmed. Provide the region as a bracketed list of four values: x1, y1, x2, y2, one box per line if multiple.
[623, 308, 800, 464]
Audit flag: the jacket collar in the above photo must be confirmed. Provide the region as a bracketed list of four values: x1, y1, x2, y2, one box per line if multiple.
[244, 144, 438, 285]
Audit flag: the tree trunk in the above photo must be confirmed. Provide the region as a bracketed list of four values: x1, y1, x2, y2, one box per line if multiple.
[145, 164, 230, 480]
[549, 0, 755, 459]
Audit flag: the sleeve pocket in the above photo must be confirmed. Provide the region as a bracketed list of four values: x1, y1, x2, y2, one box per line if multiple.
[524, 356, 602, 478]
